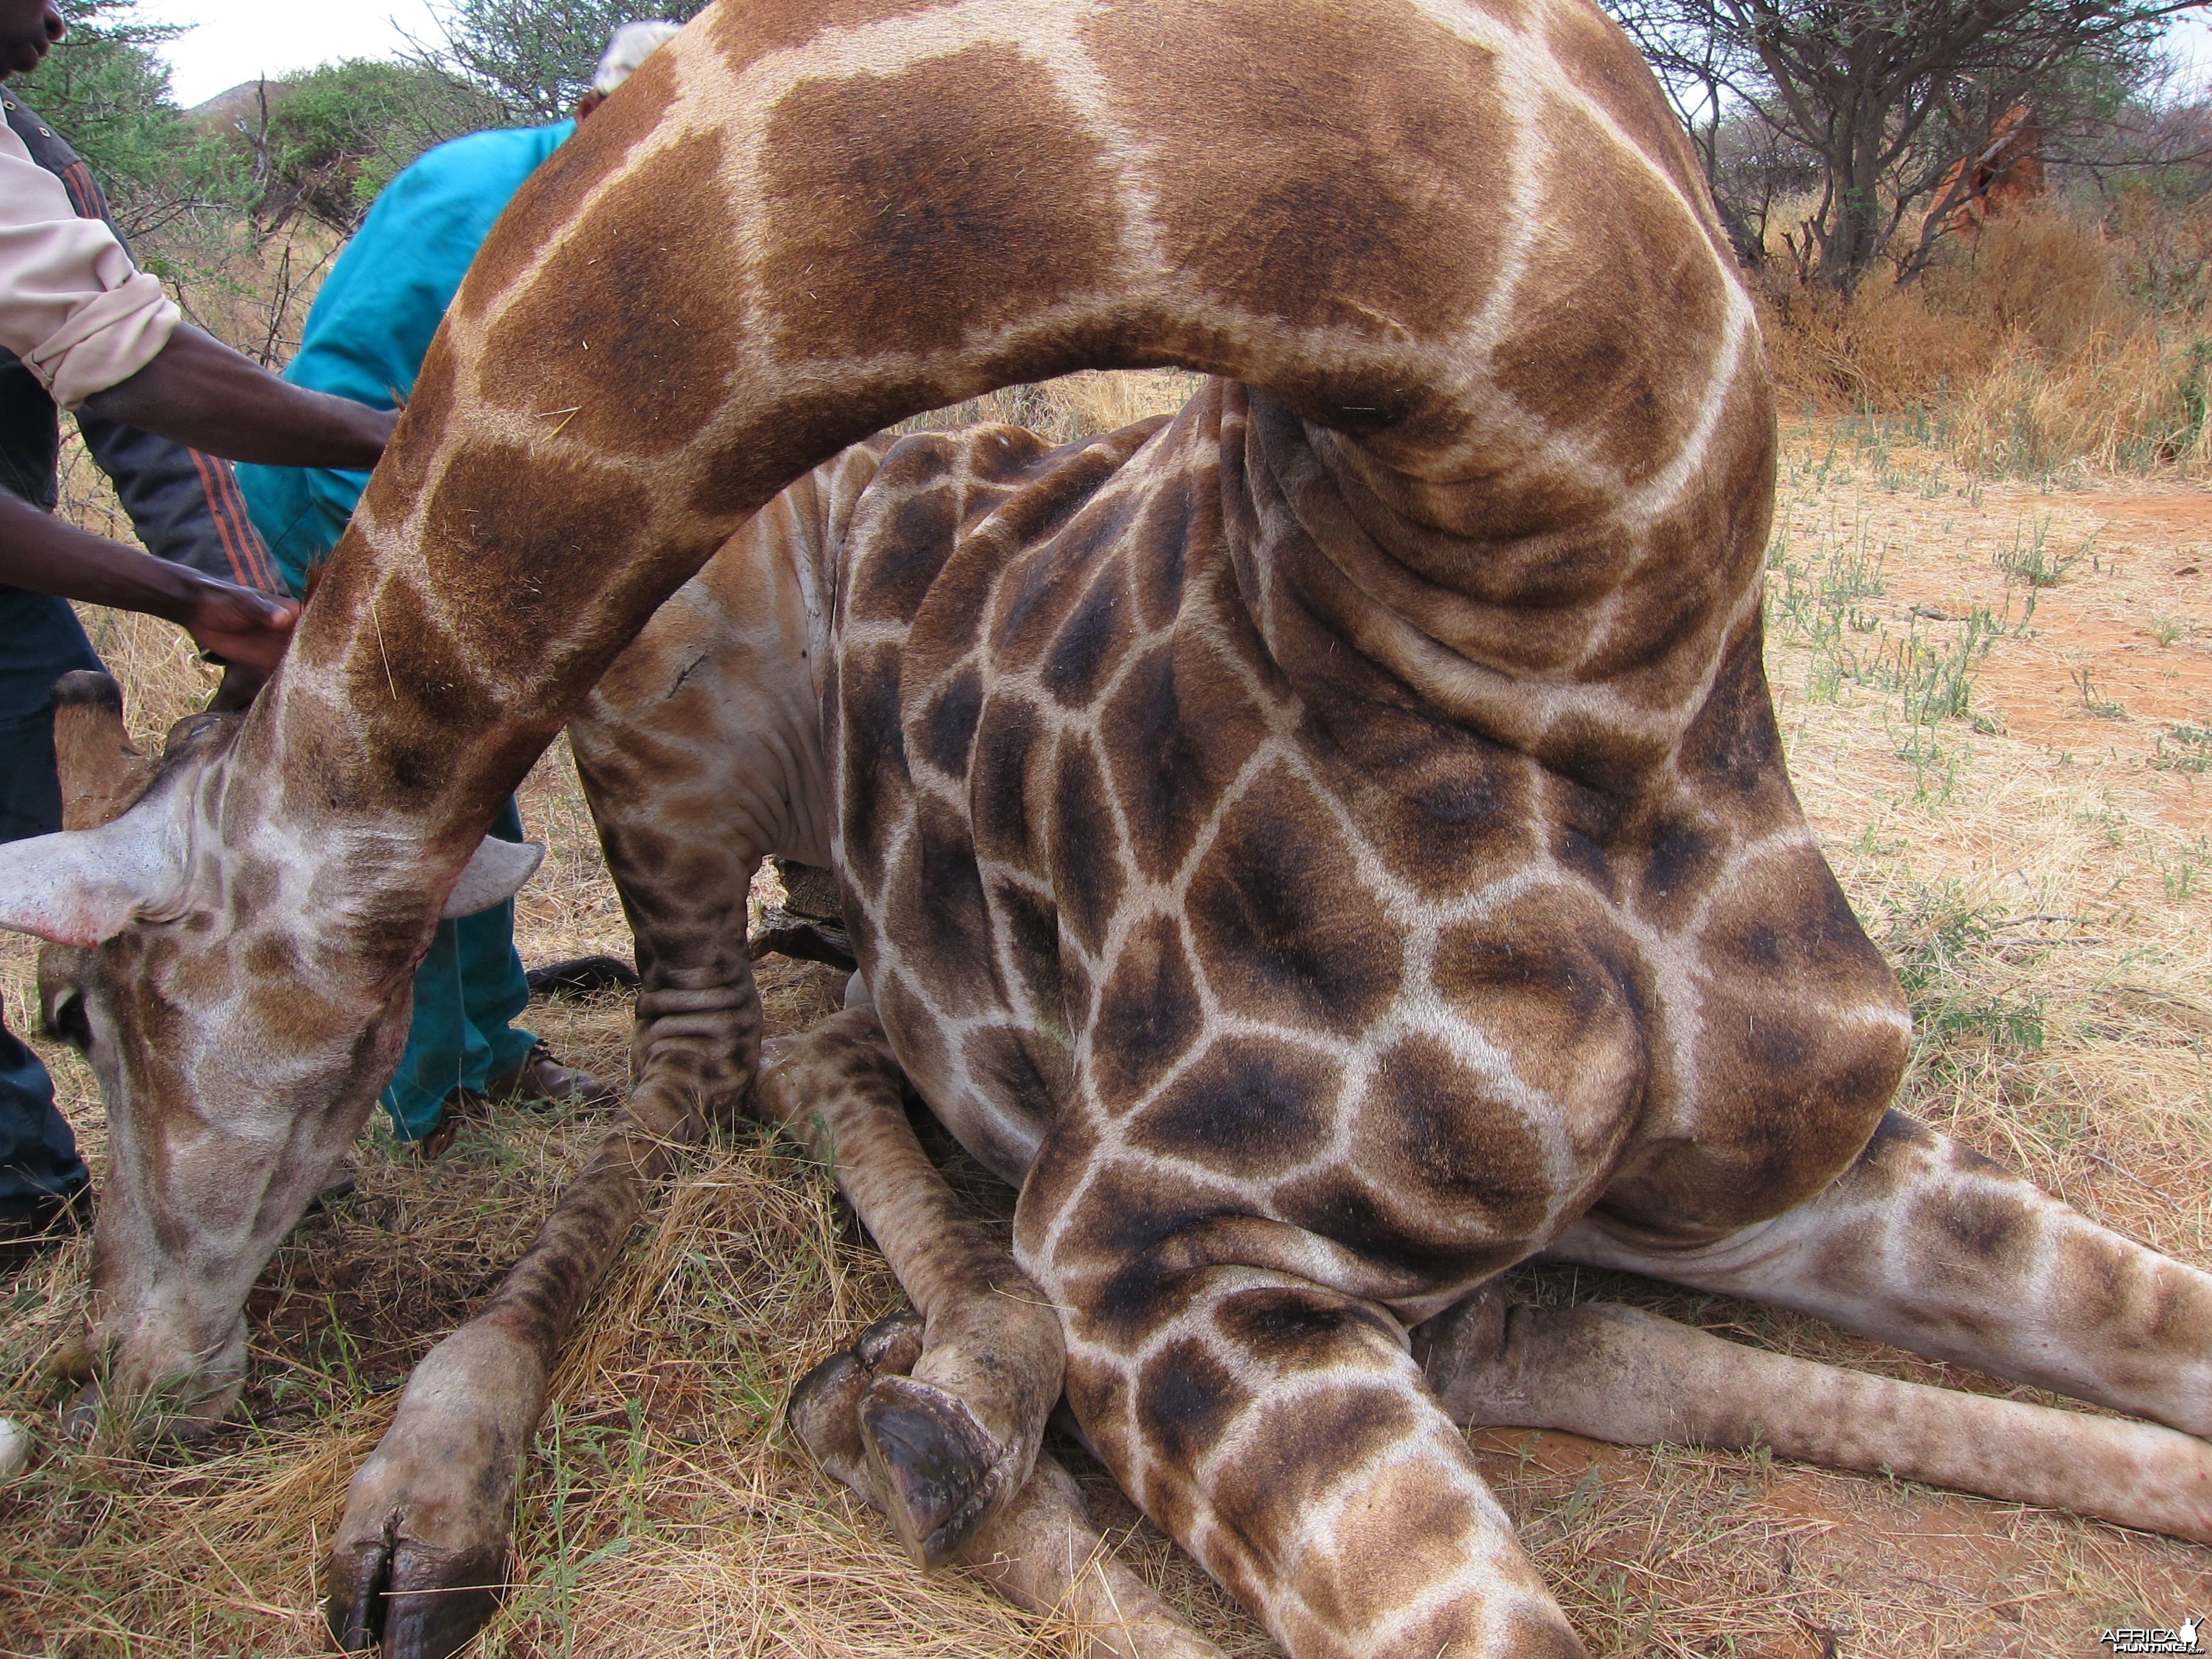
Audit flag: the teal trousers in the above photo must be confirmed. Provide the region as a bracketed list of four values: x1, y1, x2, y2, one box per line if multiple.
[379, 796, 538, 1141]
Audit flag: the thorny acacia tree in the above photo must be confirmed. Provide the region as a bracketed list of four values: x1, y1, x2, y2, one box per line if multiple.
[1606, 0, 2210, 289]
[411, 0, 711, 122]
[245, 61, 501, 233]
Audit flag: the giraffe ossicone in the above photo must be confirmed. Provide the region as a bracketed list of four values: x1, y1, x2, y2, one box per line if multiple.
[7, 1, 2211, 1654]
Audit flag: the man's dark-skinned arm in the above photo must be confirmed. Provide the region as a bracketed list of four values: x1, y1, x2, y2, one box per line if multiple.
[0, 325, 382, 700]
[0, 489, 297, 671]
[84, 323, 395, 471]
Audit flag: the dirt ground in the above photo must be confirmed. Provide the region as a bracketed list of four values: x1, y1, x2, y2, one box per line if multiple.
[2, 399, 2208, 1657]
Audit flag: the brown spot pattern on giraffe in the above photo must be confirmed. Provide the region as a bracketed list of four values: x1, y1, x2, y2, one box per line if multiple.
[1128, 1035, 1341, 1177]
[1083, 0, 1511, 344]
[480, 129, 742, 458]
[1292, 1453, 1504, 1633]
[1046, 734, 1124, 955]
[455, 47, 685, 327]
[703, 0, 945, 70]
[1185, 765, 1403, 1039]
[834, 640, 911, 896]
[1206, 1377, 1420, 1551]
[758, 47, 1125, 361]
[1096, 634, 1272, 883]
[1492, 93, 1730, 483]
[1088, 915, 1205, 1114]
[1300, 699, 1540, 900]
[1541, 0, 1712, 213]
[423, 445, 657, 665]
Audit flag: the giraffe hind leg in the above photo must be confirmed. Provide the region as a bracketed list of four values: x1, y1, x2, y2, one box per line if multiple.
[1417, 1286, 2212, 1544]
[756, 1008, 1064, 1567]
[1553, 1110, 2212, 1436]
[1531, 1107, 2212, 1538]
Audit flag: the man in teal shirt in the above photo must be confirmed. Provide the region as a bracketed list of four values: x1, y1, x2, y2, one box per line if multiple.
[237, 119, 573, 568]
[239, 22, 682, 1151]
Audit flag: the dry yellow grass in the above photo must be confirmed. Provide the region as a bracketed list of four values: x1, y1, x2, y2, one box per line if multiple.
[1761, 199, 2212, 478]
[3, 377, 2210, 1657]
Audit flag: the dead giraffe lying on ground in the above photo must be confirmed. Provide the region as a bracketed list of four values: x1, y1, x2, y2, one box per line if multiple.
[4, 0, 2210, 1655]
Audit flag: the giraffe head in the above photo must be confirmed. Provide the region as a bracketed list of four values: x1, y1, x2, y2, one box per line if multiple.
[2, 673, 540, 1439]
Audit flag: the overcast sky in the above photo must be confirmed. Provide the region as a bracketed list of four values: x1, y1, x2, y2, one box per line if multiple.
[137, 0, 2212, 110]
[136, 0, 444, 107]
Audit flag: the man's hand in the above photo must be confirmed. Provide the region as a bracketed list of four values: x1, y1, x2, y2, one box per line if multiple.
[182, 580, 298, 672]
[0, 488, 298, 686]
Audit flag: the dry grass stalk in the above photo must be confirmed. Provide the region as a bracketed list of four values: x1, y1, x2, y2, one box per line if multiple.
[1761, 199, 2212, 478]
[2, 373, 2208, 1655]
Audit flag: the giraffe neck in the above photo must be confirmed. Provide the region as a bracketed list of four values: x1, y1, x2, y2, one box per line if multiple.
[1219, 377, 1772, 791]
[204, 0, 1760, 970]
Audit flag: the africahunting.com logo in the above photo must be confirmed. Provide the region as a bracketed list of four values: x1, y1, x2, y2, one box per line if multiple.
[2100, 1617, 2203, 1655]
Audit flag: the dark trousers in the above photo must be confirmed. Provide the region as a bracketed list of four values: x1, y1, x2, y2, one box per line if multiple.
[0, 585, 99, 1215]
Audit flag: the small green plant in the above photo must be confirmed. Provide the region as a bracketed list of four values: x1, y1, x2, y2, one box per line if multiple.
[2071, 797, 2130, 846]
[2160, 836, 2210, 903]
[1888, 606, 2004, 725]
[1996, 517, 2092, 588]
[1854, 822, 1907, 859]
[2070, 666, 2128, 719]
[1892, 725, 1965, 804]
[2147, 614, 2189, 647]
[1882, 876, 2048, 1051]
[2152, 722, 2212, 773]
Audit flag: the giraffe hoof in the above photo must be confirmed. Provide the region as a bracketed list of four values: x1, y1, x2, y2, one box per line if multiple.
[858, 1372, 1005, 1570]
[325, 1516, 505, 1659]
[853, 1308, 926, 1375]
[789, 1350, 871, 1488]
[789, 1310, 927, 1498]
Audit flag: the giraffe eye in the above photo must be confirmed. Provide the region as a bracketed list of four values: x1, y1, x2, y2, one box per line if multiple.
[43, 988, 92, 1052]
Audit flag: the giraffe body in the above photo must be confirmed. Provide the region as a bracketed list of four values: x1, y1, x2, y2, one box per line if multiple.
[2, 1, 2209, 1653]
[823, 382, 1904, 1302]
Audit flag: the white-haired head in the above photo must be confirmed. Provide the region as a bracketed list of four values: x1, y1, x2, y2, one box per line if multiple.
[592, 19, 682, 96]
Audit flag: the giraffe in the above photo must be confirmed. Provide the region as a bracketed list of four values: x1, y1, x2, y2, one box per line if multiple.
[1, 0, 2209, 1654]
[339, 404, 2212, 1658]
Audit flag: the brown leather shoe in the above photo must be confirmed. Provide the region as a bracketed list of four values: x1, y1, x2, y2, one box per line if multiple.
[411, 1094, 480, 1163]
[484, 1044, 611, 1110]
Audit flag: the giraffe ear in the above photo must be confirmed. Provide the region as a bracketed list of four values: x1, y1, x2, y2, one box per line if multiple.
[441, 836, 545, 918]
[0, 813, 179, 948]
[52, 671, 160, 831]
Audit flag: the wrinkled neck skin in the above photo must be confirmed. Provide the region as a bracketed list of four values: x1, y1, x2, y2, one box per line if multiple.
[50, 0, 1761, 1431]
[1225, 367, 1771, 797]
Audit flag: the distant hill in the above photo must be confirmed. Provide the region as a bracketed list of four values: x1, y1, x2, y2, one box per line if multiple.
[187, 80, 293, 134]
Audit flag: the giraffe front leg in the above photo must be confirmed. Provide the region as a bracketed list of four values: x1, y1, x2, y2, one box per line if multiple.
[757, 1008, 1064, 1567]
[569, 714, 767, 1139]
[329, 694, 772, 1656]
[1053, 1260, 1583, 1659]
[1418, 1287, 2212, 1544]
[327, 1107, 701, 1658]
[789, 1313, 1225, 1658]
[1553, 1109, 2212, 1436]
